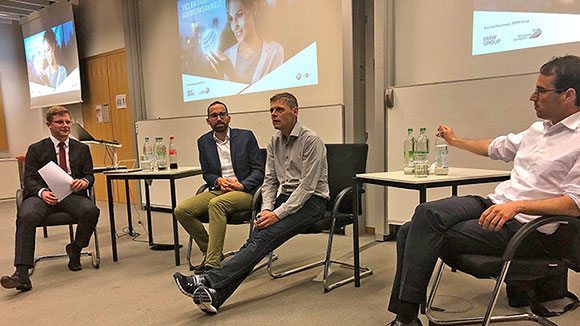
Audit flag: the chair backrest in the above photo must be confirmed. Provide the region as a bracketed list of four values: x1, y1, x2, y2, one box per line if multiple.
[325, 143, 368, 213]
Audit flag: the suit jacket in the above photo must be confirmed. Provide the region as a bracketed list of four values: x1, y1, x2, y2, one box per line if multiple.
[198, 128, 264, 193]
[23, 137, 95, 200]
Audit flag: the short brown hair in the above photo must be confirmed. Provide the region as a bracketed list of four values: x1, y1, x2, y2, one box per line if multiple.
[46, 105, 70, 122]
[270, 92, 298, 109]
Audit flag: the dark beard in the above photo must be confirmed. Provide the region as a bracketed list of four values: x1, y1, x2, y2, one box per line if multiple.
[212, 123, 227, 133]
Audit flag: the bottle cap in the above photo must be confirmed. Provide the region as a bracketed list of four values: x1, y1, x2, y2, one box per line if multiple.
[408, 128, 413, 131]
[420, 127, 426, 131]
[145, 137, 149, 140]
[170, 136, 174, 140]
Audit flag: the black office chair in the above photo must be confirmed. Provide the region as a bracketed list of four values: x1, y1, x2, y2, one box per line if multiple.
[15, 187, 100, 275]
[185, 149, 277, 271]
[262, 143, 372, 293]
[426, 215, 580, 326]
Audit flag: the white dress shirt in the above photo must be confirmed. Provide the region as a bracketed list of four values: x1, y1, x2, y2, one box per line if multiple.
[38, 136, 71, 197]
[213, 129, 238, 181]
[488, 111, 580, 234]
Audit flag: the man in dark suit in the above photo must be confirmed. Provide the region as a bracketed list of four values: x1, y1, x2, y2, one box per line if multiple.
[175, 100, 264, 273]
[1, 106, 100, 292]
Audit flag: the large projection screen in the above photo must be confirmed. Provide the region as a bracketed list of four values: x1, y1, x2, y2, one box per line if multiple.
[473, 0, 580, 56]
[139, 0, 343, 119]
[22, 5, 82, 109]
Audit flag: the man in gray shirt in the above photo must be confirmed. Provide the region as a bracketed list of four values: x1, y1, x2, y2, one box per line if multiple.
[173, 92, 329, 314]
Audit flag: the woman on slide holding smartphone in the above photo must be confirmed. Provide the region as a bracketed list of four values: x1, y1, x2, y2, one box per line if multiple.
[206, 0, 284, 84]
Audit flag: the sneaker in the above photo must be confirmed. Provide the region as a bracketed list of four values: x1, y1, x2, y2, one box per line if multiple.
[193, 285, 219, 314]
[173, 272, 206, 298]
[1, 271, 32, 291]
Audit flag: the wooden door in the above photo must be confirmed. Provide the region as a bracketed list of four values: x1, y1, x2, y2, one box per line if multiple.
[81, 49, 136, 203]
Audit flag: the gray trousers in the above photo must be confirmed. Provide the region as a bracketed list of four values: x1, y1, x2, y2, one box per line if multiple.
[14, 194, 100, 268]
[388, 195, 553, 313]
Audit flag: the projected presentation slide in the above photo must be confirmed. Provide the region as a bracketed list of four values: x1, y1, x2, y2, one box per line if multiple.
[473, 0, 580, 55]
[22, 4, 81, 108]
[177, 0, 318, 102]
[24, 22, 80, 98]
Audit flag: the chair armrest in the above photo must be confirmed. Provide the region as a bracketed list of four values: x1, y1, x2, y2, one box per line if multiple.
[196, 184, 210, 195]
[503, 215, 580, 260]
[331, 185, 365, 221]
[88, 186, 95, 203]
[331, 186, 354, 220]
[251, 186, 263, 222]
[16, 189, 23, 211]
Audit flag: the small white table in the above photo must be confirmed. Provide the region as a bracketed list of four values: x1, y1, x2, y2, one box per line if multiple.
[104, 166, 202, 265]
[350, 168, 511, 286]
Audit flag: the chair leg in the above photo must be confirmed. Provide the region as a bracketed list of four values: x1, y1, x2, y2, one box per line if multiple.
[88, 228, 100, 269]
[322, 225, 372, 292]
[186, 236, 195, 271]
[31, 226, 101, 274]
[266, 230, 373, 292]
[43, 226, 48, 238]
[426, 260, 558, 326]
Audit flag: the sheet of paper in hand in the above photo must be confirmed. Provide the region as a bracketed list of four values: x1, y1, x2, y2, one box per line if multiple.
[38, 161, 74, 202]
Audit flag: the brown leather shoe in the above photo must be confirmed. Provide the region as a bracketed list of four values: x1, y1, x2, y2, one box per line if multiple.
[1, 272, 32, 291]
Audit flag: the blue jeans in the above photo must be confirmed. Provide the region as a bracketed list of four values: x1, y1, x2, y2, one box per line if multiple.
[204, 194, 327, 307]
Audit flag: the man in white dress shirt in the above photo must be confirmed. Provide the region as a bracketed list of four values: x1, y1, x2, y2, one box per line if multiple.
[386, 55, 580, 326]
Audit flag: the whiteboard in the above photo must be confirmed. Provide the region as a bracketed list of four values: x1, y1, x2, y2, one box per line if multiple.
[135, 105, 343, 207]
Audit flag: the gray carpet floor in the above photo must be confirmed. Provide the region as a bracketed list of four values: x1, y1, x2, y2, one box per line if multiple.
[1, 199, 579, 325]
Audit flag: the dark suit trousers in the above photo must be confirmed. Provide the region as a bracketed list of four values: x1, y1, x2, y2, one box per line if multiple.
[205, 194, 327, 307]
[387, 195, 552, 313]
[14, 194, 100, 267]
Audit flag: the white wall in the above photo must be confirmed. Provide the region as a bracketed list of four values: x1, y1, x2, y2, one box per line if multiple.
[75, 0, 125, 59]
[0, 0, 125, 159]
[136, 0, 347, 124]
[0, 22, 44, 158]
[374, 0, 580, 234]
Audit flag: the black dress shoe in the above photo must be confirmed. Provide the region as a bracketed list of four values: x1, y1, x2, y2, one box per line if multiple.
[1, 272, 32, 291]
[386, 317, 423, 326]
[66, 243, 82, 271]
[173, 272, 207, 298]
[193, 285, 219, 314]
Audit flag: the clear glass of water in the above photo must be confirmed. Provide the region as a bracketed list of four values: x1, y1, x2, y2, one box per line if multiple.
[413, 153, 429, 178]
[140, 155, 152, 172]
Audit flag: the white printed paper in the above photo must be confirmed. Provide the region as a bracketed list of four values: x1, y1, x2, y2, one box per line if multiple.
[38, 161, 74, 202]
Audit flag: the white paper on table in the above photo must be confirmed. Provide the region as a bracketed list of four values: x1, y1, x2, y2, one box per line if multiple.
[38, 161, 74, 202]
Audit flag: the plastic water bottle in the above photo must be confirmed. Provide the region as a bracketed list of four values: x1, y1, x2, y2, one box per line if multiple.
[141, 137, 153, 171]
[435, 134, 449, 175]
[403, 128, 415, 174]
[169, 136, 178, 169]
[415, 128, 430, 156]
[155, 137, 168, 170]
[414, 128, 430, 177]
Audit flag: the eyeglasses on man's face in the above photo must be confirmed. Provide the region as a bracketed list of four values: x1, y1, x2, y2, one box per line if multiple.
[533, 88, 564, 96]
[51, 120, 72, 126]
[208, 112, 228, 119]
